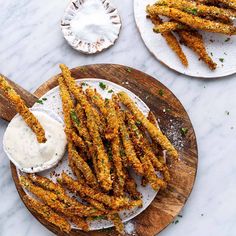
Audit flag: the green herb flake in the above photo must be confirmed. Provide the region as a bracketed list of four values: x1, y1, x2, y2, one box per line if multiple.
[99, 82, 107, 90]
[210, 52, 213, 57]
[225, 111, 230, 115]
[42, 98, 47, 101]
[158, 89, 164, 96]
[108, 89, 114, 93]
[180, 127, 188, 136]
[175, 220, 179, 224]
[219, 58, 224, 63]
[70, 111, 80, 126]
[178, 215, 183, 218]
[81, 82, 88, 86]
[126, 67, 132, 73]
[184, 8, 198, 15]
[135, 120, 141, 125]
[93, 216, 105, 221]
[225, 38, 230, 42]
[36, 99, 43, 105]
[105, 98, 109, 102]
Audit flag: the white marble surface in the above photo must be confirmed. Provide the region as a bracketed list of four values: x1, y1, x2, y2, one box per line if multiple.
[0, 0, 236, 235]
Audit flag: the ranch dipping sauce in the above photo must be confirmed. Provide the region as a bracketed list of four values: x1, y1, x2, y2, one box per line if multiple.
[3, 110, 67, 173]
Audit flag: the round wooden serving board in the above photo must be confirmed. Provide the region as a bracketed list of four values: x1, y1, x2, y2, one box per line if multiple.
[4, 64, 197, 236]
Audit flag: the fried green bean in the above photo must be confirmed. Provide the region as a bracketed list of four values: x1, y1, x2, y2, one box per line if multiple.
[178, 30, 217, 70]
[60, 65, 112, 191]
[0, 76, 46, 143]
[118, 91, 178, 159]
[146, 5, 236, 35]
[23, 195, 71, 233]
[68, 143, 98, 188]
[157, 0, 236, 22]
[58, 173, 142, 210]
[153, 21, 190, 34]
[147, 14, 188, 67]
[108, 214, 124, 235]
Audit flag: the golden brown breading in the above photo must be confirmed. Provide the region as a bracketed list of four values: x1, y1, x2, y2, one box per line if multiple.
[146, 5, 236, 35]
[147, 14, 188, 67]
[0, 76, 46, 143]
[108, 214, 125, 235]
[23, 195, 71, 233]
[217, 0, 236, 10]
[153, 21, 190, 34]
[58, 173, 142, 210]
[118, 91, 178, 159]
[178, 30, 217, 70]
[60, 65, 112, 191]
[68, 143, 98, 188]
[157, 0, 235, 22]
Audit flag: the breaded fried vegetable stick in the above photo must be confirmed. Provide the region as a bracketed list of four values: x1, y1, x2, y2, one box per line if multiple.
[153, 21, 190, 34]
[178, 30, 217, 70]
[118, 91, 178, 159]
[114, 102, 144, 175]
[68, 143, 98, 188]
[146, 5, 236, 35]
[23, 196, 71, 233]
[126, 112, 166, 190]
[58, 173, 142, 210]
[108, 214, 125, 235]
[58, 77, 86, 150]
[60, 64, 112, 191]
[21, 175, 100, 217]
[0, 76, 46, 143]
[157, 0, 236, 22]
[147, 14, 188, 67]
[217, 0, 236, 10]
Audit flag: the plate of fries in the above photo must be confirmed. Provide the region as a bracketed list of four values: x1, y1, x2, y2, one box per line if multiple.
[11, 64, 179, 234]
[134, 0, 236, 78]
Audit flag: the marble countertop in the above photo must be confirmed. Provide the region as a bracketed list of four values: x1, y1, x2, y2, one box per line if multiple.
[0, 0, 236, 235]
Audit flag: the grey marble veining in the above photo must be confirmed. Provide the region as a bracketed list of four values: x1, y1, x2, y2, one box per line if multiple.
[0, 0, 236, 235]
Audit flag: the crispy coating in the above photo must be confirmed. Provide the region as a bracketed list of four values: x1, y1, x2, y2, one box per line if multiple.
[23, 195, 71, 233]
[58, 77, 86, 151]
[113, 98, 144, 176]
[60, 64, 112, 191]
[217, 0, 236, 10]
[178, 30, 217, 70]
[146, 5, 236, 35]
[157, 0, 235, 22]
[108, 214, 125, 235]
[21, 175, 100, 217]
[68, 143, 98, 188]
[118, 91, 178, 159]
[58, 173, 142, 210]
[153, 21, 190, 34]
[126, 112, 166, 190]
[147, 14, 188, 67]
[0, 76, 46, 143]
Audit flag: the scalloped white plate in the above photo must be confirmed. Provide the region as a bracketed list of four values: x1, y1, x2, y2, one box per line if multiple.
[134, 0, 236, 78]
[17, 79, 159, 231]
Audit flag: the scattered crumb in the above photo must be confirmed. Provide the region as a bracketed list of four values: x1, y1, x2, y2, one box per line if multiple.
[125, 222, 136, 235]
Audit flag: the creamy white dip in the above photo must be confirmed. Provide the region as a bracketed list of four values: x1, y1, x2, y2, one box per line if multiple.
[3, 110, 67, 173]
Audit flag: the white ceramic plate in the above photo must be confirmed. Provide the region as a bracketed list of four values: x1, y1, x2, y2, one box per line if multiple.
[134, 0, 236, 78]
[18, 79, 158, 231]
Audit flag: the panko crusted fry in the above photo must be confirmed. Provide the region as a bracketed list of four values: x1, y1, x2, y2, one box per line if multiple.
[118, 91, 178, 159]
[0, 76, 46, 143]
[58, 77, 86, 151]
[157, 0, 235, 22]
[147, 14, 188, 67]
[108, 214, 125, 235]
[153, 21, 190, 34]
[21, 175, 100, 217]
[126, 112, 166, 190]
[146, 5, 236, 35]
[178, 30, 217, 70]
[113, 99, 144, 176]
[23, 195, 71, 233]
[60, 64, 112, 191]
[68, 143, 98, 188]
[58, 173, 142, 210]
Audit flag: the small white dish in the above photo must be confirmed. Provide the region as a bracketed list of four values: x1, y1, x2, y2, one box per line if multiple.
[61, 0, 122, 54]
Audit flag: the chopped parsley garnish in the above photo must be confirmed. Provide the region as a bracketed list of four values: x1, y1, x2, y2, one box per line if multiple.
[210, 52, 213, 57]
[158, 89, 164, 96]
[175, 220, 179, 224]
[180, 127, 188, 136]
[108, 89, 114, 93]
[36, 99, 43, 104]
[99, 82, 106, 90]
[93, 216, 105, 221]
[219, 58, 224, 63]
[136, 120, 141, 125]
[126, 67, 132, 73]
[184, 8, 198, 15]
[42, 98, 47, 101]
[178, 215, 183, 218]
[105, 98, 109, 102]
[70, 111, 80, 126]
[80, 67, 87, 72]
[81, 82, 88, 86]
[225, 38, 230, 42]
[225, 111, 230, 115]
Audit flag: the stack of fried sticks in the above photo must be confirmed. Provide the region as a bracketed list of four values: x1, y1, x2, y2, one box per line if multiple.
[146, 0, 236, 70]
[19, 64, 177, 234]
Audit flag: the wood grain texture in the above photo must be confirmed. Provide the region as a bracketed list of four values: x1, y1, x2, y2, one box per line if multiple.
[0, 74, 38, 121]
[9, 64, 197, 236]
